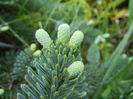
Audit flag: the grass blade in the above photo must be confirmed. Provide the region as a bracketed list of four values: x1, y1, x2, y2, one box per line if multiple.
[106, 60, 133, 84]
[93, 23, 133, 99]
[44, 0, 61, 29]
[129, 0, 133, 23]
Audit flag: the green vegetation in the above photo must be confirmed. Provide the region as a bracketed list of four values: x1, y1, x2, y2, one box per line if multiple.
[0, 0, 133, 99]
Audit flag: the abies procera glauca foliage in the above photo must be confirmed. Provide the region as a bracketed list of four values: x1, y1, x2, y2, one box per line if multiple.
[17, 23, 86, 99]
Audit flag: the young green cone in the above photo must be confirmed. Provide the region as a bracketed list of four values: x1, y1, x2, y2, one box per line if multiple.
[57, 23, 70, 43]
[69, 30, 84, 48]
[35, 29, 51, 50]
[67, 61, 84, 79]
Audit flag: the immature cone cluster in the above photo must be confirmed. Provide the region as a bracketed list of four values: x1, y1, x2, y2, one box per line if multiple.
[67, 61, 84, 79]
[35, 23, 84, 49]
[35, 23, 85, 80]
[35, 29, 51, 50]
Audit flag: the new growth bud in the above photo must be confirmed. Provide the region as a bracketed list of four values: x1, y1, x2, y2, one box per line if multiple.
[29, 43, 37, 53]
[0, 89, 4, 95]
